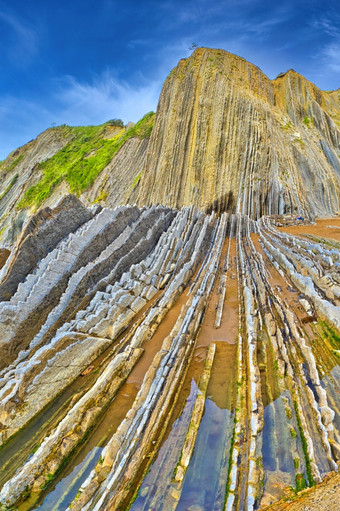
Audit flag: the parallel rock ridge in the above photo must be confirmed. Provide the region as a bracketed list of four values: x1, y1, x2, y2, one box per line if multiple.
[0, 197, 339, 511]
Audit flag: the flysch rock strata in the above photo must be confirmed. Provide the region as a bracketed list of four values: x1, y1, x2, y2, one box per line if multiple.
[137, 49, 340, 220]
[1, 49, 340, 250]
[0, 197, 339, 511]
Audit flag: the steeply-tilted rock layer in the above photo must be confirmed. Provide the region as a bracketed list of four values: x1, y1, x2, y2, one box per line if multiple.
[0, 198, 339, 511]
[0, 48, 339, 511]
[138, 48, 340, 218]
[1, 48, 340, 245]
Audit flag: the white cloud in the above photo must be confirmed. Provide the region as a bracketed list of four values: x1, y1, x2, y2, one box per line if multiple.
[311, 17, 340, 38]
[322, 42, 340, 72]
[55, 71, 161, 125]
[0, 72, 163, 159]
[0, 9, 38, 64]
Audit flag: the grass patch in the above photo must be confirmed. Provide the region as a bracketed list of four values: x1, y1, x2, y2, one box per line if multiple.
[224, 415, 237, 506]
[320, 321, 340, 349]
[293, 400, 315, 487]
[281, 120, 293, 131]
[29, 442, 41, 455]
[295, 473, 307, 492]
[0, 174, 19, 201]
[285, 407, 292, 420]
[0, 153, 25, 174]
[130, 172, 142, 190]
[303, 117, 312, 128]
[41, 472, 54, 490]
[18, 112, 155, 210]
[74, 489, 83, 501]
[236, 375, 245, 388]
[93, 190, 108, 204]
[0, 225, 7, 241]
[22, 484, 31, 501]
[294, 137, 305, 148]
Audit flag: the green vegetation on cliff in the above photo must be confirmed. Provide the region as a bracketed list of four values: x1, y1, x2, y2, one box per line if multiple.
[0, 154, 25, 175]
[0, 174, 19, 201]
[18, 112, 155, 209]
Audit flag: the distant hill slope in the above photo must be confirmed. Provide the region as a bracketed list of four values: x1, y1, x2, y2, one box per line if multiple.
[0, 114, 153, 243]
[1, 47, 340, 244]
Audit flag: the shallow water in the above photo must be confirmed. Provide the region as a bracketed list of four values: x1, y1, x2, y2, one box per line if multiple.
[17, 288, 191, 510]
[177, 399, 234, 511]
[130, 379, 199, 510]
[260, 392, 305, 508]
[32, 447, 102, 511]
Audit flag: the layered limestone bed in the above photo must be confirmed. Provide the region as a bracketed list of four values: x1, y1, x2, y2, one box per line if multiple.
[1, 48, 340, 247]
[0, 197, 339, 511]
[137, 48, 340, 218]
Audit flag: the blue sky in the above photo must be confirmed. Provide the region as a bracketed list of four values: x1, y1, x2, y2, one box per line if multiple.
[1, 0, 340, 159]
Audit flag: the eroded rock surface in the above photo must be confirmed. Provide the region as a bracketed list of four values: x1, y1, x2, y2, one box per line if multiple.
[0, 194, 94, 301]
[137, 48, 340, 219]
[1, 49, 339, 251]
[0, 199, 338, 511]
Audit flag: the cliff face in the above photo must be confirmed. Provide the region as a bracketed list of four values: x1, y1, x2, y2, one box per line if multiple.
[1, 48, 340, 511]
[137, 48, 340, 218]
[0, 126, 74, 243]
[1, 48, 339, 246]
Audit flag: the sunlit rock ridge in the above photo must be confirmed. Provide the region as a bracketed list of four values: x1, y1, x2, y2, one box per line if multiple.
[138, 48, 340, 217]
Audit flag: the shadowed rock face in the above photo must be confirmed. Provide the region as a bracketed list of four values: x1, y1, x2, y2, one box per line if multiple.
[137, 48, 340, 219]
[0, 195, 95, 301]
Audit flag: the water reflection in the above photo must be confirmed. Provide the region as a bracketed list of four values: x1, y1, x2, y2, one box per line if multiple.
[131, 379, 198, 510]
[33, 447, 102, 510]
[177, 399, 233, 511]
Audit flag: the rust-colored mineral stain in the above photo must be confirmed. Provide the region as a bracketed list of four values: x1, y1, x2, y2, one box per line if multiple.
[251, 233, 299, 303]
[251, 234, 315, 337]
[0, 248, 10, 270]
[207, 341, 237, 410]
[278, 218, 340, 242]
[218, 239, 239, 343]
[196, 238, 239, 347]
[127, 290, 189, 386]
[21, 290, 191, 511]
[149, 345, 206, 453]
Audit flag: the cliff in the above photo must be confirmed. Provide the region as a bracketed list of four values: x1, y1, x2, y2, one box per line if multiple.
[0, 116, 153, 244]
[0, 48, 339, 246]
[137, 48, 340, 218]
[0, 47, 340, 511]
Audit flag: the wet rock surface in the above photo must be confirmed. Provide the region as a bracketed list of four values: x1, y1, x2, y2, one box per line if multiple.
[0, 199, 339, 511]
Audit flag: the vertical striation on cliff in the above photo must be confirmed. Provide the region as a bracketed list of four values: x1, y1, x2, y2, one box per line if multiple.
[137, 48, 340, 219]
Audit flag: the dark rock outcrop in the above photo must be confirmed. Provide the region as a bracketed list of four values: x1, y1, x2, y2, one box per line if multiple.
[0, 195, 94, 301]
